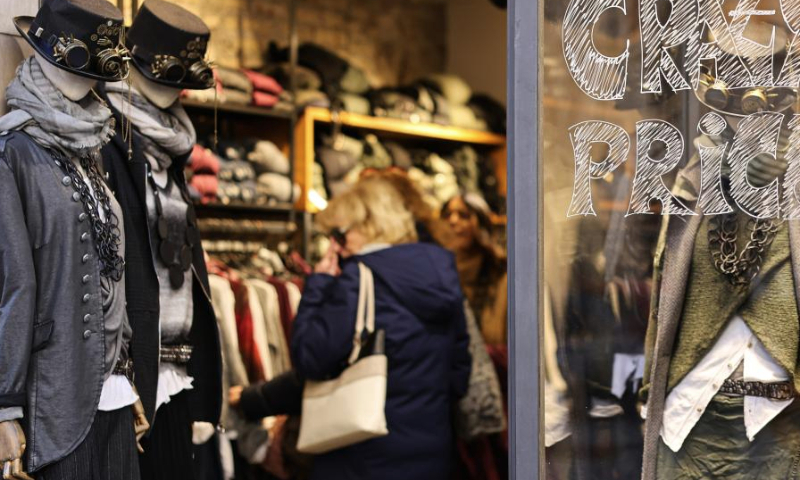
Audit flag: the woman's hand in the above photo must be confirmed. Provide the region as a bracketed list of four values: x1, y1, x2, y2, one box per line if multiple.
[314, 242, 341, 276]
[229, 386, 244, 408]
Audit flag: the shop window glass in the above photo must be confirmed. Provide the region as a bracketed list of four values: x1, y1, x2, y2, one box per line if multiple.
[542, 0, 800, 478]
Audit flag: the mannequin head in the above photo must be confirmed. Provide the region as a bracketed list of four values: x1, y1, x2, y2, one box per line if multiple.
[130, 65, 182, 109]
[35, 53, 96, 101]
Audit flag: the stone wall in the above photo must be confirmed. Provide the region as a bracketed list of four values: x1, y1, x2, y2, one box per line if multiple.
[171, 0, 447, 88]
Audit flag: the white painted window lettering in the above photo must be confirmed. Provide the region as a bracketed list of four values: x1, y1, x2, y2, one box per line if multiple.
[727, 112, 783, 218]
[563, 0, 800, 219]
[562, 0, 630, 100]
[696, 113, 735, 215]
[627, 120, 695, 216]
[567, 121, 630, 217]
[728, 0, 777, 87]
[566, 113, 800, 217]
[638, 0, 697, 94]
[783, 116, 800, 219]
[776, 0, 800, 88]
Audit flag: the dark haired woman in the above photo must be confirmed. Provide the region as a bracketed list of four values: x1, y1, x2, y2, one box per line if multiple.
[442, 194, 507, 347]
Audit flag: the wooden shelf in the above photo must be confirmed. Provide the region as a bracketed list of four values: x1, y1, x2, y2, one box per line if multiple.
[182, 98, 294, 120]
[302, 106, 506, 146]
[294, 107, 508, 212]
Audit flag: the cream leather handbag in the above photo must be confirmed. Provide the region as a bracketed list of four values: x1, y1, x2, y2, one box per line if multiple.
[296, 263, 389, 454]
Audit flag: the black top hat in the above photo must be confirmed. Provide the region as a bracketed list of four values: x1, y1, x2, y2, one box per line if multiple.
[14, 0, 129, 82]
[126, 0, 214, 90]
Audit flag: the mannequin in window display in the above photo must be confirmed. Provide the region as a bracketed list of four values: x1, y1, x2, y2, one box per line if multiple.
[640, 13, 800, 479]
[0, 0, 147, 479]
[97, 2, 222, 479]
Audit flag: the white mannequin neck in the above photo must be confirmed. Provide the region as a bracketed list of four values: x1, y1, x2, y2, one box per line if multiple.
[35, 53, 96, 101]
[131, 69, 181, 109]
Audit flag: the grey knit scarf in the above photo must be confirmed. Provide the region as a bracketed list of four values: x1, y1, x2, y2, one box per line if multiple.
[104, 82, 195, 171]
[0, 57, 115, 159]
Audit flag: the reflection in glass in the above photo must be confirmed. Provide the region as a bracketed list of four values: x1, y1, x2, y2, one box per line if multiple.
[542, 0, 800, 478]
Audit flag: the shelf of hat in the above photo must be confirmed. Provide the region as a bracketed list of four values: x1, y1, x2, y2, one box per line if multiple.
[183, 96, 300, 216]
[303, 106, 506, 145]
[294, 106, 508, 213]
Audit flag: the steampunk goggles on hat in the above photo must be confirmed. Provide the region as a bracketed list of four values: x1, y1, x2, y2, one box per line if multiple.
[48, 26, 129, 78]
[150, 53, 212, 86]
[695, 24, 798, 117]
[14, 0, 130, 82]
[698, 64, 797, 117]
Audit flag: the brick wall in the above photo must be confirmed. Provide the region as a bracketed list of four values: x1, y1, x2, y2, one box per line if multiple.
[171, 0, 447, 88]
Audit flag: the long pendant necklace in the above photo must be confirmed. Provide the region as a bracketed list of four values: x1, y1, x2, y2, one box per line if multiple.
[146, 163, 200, 289]
[52, 152, 125, 281]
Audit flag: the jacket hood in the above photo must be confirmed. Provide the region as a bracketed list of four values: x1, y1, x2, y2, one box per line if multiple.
[353, 243, 463, 324]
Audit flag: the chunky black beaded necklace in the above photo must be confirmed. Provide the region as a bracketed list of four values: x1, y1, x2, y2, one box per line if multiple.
[145, 163, 200, 289]
[52, 152, 125, 281]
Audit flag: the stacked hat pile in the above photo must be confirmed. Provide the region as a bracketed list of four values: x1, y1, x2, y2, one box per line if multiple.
[266, 42, 371, 112]
[183, 67, 292, 112]
[415, 74, 485, 130]
[262, 41, 507, 134]
[247, 140, 299, 204]
[187, 145, 222, 204]
[314, 134, 503, 213]
[186, 140, 299, 206]
[216, 143, 259, 205]
[243, 70, 286, 109]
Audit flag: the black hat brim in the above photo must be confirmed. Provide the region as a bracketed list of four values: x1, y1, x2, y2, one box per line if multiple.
[128, 54, 214, 90]
[14, 16, 129, 82]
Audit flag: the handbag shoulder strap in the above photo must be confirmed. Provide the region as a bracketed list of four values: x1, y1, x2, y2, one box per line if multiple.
[348, 262, 375, 364]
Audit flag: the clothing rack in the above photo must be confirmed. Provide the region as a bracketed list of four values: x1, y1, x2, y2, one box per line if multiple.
[206, 250, 302, 480]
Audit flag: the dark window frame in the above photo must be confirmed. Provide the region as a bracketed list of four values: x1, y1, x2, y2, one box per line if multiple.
[508, 0, 541, 478]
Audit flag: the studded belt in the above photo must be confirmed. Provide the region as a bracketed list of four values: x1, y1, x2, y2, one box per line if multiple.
[160, 344, 193, 365]
[112, 358, 135, 382]
[719, 379, 795, 400]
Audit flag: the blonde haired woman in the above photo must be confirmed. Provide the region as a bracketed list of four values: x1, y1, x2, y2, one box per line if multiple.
[291, 177, 471, 480]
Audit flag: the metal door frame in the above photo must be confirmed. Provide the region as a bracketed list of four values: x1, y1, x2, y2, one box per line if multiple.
[508, 0, 541, 478]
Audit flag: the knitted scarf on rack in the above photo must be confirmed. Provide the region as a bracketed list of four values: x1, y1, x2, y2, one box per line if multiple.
[104, 82, 196, 172]
[0, 57, 115, 159]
